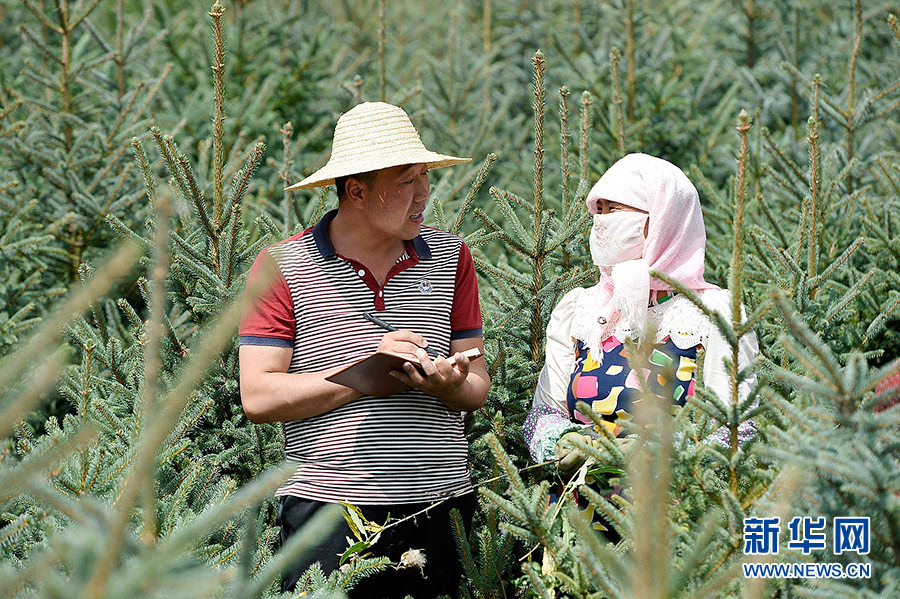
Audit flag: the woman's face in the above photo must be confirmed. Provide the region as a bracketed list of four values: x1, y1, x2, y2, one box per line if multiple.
[595, 199, 644, 215]
[594, 199, 649, 236]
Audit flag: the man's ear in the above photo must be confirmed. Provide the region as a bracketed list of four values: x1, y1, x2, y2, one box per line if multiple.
[344, 176, 368, 208]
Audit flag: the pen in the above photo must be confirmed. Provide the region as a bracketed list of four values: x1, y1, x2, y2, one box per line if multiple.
[362, 312, 440, 358]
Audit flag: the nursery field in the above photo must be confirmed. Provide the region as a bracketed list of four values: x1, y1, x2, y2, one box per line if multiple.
[1, 0, 899, 597]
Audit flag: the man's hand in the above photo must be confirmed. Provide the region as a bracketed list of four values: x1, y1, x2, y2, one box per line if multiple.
[377, 329, 429, 358]
[387, 335, 489, 412]
[397, 347, 470, 397]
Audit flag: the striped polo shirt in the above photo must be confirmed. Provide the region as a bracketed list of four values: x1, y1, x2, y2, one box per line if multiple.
[239, 209, 483, 504]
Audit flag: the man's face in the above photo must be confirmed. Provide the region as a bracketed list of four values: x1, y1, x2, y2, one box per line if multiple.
[359, 163, 430, 241]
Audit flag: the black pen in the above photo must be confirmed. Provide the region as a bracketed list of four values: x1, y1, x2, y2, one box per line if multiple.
[362, 312, 440, 358]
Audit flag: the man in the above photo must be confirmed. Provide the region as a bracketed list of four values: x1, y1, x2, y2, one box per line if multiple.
[238, 102, 490, 597]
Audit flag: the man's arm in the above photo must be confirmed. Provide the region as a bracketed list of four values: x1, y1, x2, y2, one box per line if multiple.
[239, 330, 438, 423]
[392, 337, 490, 412]
[239, 345, 364, 423]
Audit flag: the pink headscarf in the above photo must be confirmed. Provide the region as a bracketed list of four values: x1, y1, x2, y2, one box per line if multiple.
[574, 153, 718, 351]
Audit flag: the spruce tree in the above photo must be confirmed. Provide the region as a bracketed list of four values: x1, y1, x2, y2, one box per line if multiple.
[0, 0, 168, 284]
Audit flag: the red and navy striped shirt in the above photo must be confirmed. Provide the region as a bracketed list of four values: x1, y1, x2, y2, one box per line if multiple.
[239, 210, 483, 504]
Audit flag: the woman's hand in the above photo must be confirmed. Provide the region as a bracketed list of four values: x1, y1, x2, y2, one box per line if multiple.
[555, 430, 634, 476]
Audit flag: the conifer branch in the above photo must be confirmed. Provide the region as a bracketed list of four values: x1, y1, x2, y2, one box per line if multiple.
[824, 271, 874, 322]
[19, 26, 64, 65]
[498, 187, 535, 213]
[176, 154, 217, 245]
[761, 164, 799, 199]
[449, 510, 481, 590]
[83, 164, 134, 244]
[343, 74, 363, 104]
[0, 350, 66, 444]
[21, 63, 63, 95]
[888, 13, 900, 41]
[753, 195, 789, 250]
[868, 74, 900, 106]
[278, 121, 294, 233]
[579, 91, 592, 190]
[223, 130, 251, 182]
[689, 165, 728, 216]
[847, 1, 862, 122]
[727, 110, 754, 460]
[0, 245, 139, 423]
[148, 128, 188, 201]
[625, 0, 635, 122]
[83, 289, 249, 597]
[451, 153, 496, 236]
[311, 187, 329, 226]
[870, 95, 900, 121]
[761, 126, 809, 187]
[824, 170, 863, 219]
[610, 47, 626, 157]
[105, 82, 144, 145]
[209, 2, 227, 227]
[69, 0, 102, 29]
[783, 63, 846, 119]
[532, 51, 546, 226]
[474, 201, 529, 256]
[223, 205, 243, 287]
[731, 111, 752, 329]
[806, 114, 821, 282]
[378, 0, 386, 102]
[528, 51, 550, 362]
[862, 293, 900, 346]
[242, 503, 345, 597]
[138, 189, 172, 544]
[124, 64, 170, 134]
[21, 1, 63, 33]
[813, 235, 864, 285]
[130, 138, 155, 205]
[0, 99, 21, 124]
[472, 257, 528, 289]
[1, 428, 100, 520]
[114, 0, 125, 97]
[227, 141, 265, 216]
[769, 290, 843, 390]
[105, 215, 152, 254]
[558, 86, 572, 210]
[736, 300, 772, 339]
[393, 85, 421, 108]
[523, 563, 556, 598]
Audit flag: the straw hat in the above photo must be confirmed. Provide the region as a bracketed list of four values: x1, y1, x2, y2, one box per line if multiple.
[285, 102, 471, 190]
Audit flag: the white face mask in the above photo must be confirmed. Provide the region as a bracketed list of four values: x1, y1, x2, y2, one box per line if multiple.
[589, 211, 648, 267]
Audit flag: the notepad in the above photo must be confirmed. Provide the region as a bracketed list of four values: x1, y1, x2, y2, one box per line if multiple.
[326, 347, 483, 397]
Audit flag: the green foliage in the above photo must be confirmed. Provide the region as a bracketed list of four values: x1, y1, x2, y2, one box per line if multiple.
[0, 0, 167, 283]
[1, 0, 900, 597]
[0, 198, 66, 354]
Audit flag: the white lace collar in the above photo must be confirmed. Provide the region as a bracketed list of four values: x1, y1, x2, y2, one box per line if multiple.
[572, 289, 714, 360]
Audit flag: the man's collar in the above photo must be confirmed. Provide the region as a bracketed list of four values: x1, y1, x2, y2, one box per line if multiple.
[409, 233, 431, 259]
[311, 209, 339, 258]
[312, 209, 432, 260]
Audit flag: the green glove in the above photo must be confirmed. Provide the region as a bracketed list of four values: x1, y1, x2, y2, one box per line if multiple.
[554, 430, 603, 476]
[555, 431, 636, 477]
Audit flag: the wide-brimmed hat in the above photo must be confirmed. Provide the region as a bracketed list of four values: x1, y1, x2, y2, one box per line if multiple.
[285, 102, 470, 190]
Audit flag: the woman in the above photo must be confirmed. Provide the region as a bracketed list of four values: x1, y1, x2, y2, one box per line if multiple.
[524, 153, 758, 474]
